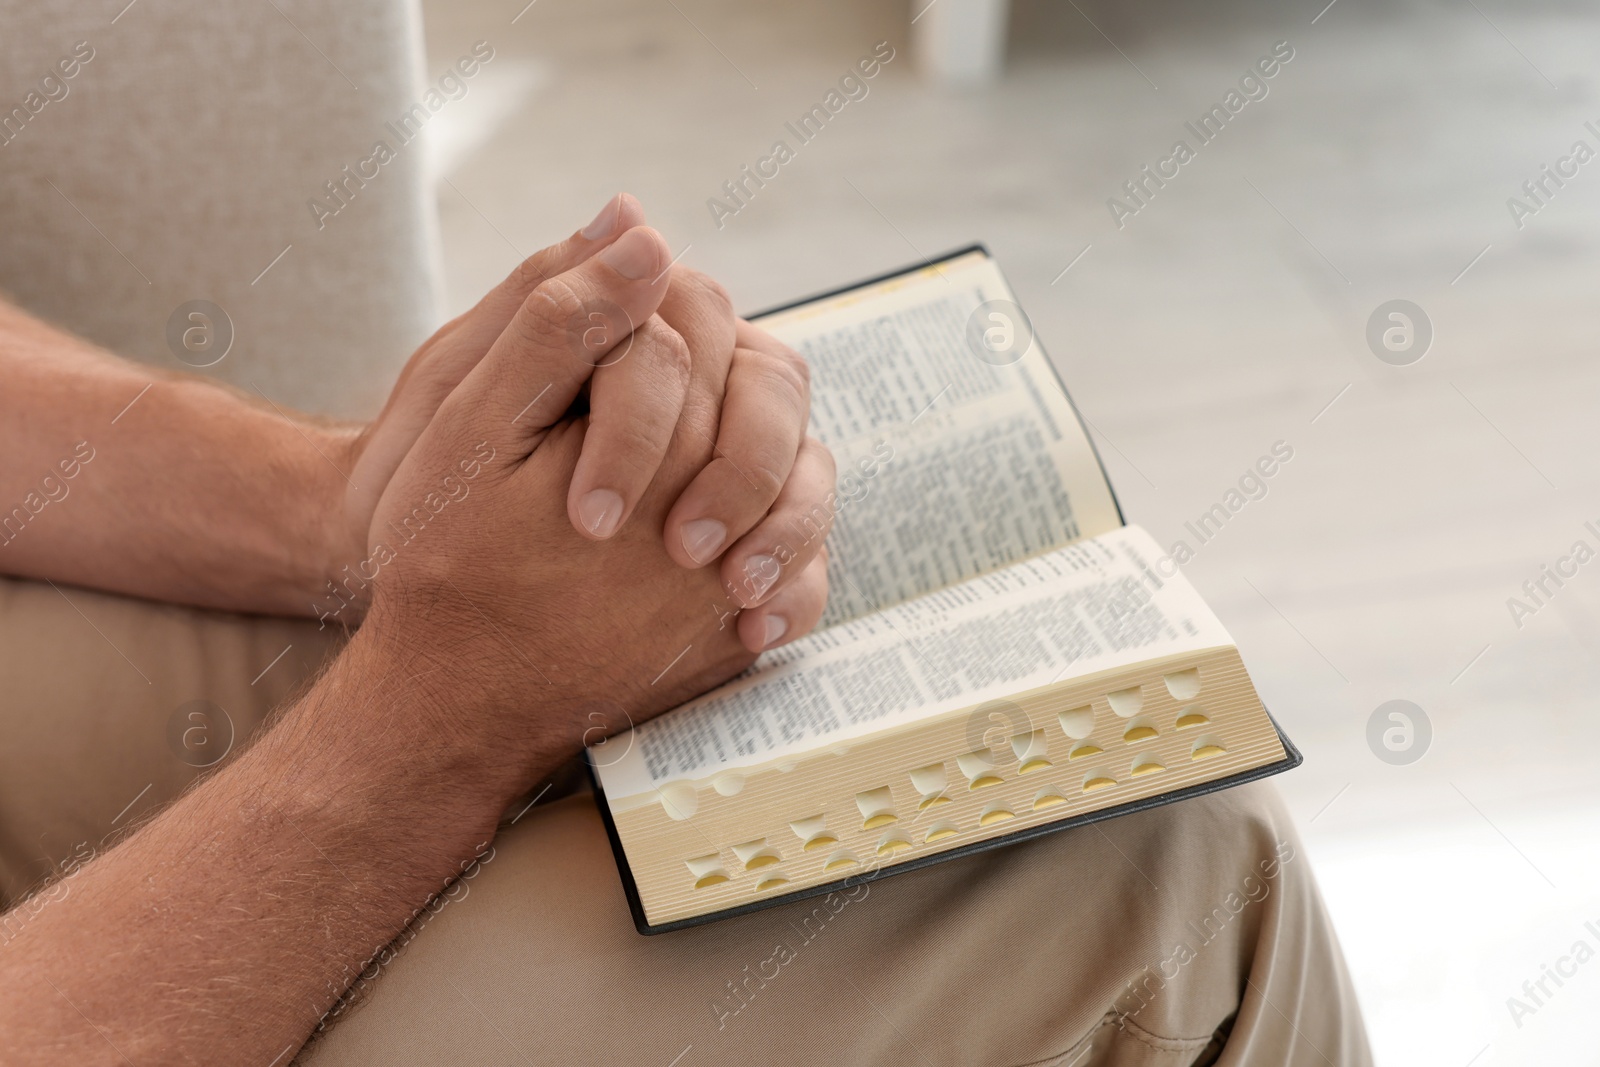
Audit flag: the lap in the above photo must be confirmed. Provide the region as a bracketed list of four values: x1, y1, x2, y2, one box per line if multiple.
[299, 779, 1366, 1067]
[0, 575, 342, 904]
[0, 576, 1368, 1066]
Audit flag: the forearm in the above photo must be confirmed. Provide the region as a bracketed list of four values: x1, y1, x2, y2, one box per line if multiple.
[0, 297, 355, 616]
[0, 619, 535, 1063]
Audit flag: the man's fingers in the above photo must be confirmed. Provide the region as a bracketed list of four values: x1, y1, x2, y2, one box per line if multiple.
[566, 316, 692, 539]
[737, 549, 829, 653]
[568, 267, 740, 540]
[341, 195, 649, 534]
[720, 436, 837, 609]
[465, 192, 648, 338]
[464, 225, 674, 437]
[654, 268, 737, 451]
[664, 329, 810, 569]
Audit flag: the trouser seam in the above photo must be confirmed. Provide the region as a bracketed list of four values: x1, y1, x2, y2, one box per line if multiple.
[1008, 1011, 1215, 1067]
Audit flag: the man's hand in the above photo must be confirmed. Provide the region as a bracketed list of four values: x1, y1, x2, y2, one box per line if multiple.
[0, 192, 833, 632]
[330, 195, 831, 649]
[337, 194, 651, 592]
[360, 237, 835, 782]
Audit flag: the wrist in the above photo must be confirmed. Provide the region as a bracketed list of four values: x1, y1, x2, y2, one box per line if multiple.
[303, 424, 370, 627]
[257, 620, 525, 850]
[324, 598, 578, 810]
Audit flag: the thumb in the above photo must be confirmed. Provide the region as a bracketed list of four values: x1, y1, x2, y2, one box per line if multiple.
[347, 194, 651, 533]
[435, 224, 674, 448]
[444, 192, 651, 358]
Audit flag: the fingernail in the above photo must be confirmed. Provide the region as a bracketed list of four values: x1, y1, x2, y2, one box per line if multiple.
[599, 227, 658, 281]
[578, 489, 624, 538]
[744, 554, 779, 601]
[582, 195, 621, 240]
[681, 519, 727, 564]
[761, 614, 789, 648]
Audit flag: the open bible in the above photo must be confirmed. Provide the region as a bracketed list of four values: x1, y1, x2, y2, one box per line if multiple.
[588, 247, 1298, 934]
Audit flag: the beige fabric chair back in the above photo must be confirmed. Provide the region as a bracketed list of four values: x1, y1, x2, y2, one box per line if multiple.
[0, 0, 440, 417]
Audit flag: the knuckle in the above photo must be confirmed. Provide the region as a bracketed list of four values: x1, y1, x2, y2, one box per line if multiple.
[759, 347, 810, 408]
[744, 460, 787, 501]
[517, 278, 585, 352]
[606, 420, 670, 479]
[649, 322, 694, 383]
[699, 273, 735, 317]
[676, 267, 732, 312]
[664, 269, 736, 350]
[510, 250, 553, 293]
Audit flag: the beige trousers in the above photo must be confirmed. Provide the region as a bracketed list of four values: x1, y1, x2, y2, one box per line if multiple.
[0, 575, 1370, 1066]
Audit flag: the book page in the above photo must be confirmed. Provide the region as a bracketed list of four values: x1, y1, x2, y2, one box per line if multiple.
[595, 525, 1232, 805]
[754, 250, 1123, 627]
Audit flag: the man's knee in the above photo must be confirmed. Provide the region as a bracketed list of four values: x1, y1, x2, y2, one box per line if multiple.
[1081, 783, 1367, 1064]
[1086, 785, 1301, 1014]
[1130, 782, 1305, 938]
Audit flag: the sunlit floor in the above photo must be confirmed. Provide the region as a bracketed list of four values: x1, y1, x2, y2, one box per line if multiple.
[421, 0, 1600, 1061]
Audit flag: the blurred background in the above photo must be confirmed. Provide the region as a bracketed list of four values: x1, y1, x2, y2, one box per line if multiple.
[4, 0, 1599, 1061]
[418, 1, 1600, 1061]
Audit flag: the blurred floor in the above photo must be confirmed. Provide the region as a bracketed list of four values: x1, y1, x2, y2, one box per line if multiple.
[418, 1, 1600, 1062]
